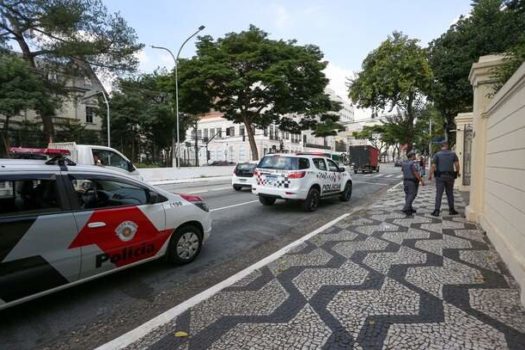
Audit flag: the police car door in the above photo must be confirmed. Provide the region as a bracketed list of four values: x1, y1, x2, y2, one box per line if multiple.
[326, 159, 343, 194]
[66, 174, 168, 278]
[0, 172, 81, 306]
[312, 158, 330, 195]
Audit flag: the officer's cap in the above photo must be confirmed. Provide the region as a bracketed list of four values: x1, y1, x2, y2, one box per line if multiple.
[407, 151, 416, 158]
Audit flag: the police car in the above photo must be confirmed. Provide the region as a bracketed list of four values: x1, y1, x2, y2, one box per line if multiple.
[252, 153, 353, 211]
[0, 151, 211, 310]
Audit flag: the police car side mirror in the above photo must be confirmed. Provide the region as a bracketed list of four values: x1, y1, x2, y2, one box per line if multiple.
[127, 161, 135, 173]
[338, 167, 345, 172]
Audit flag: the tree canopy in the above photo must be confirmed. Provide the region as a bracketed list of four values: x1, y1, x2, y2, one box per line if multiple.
[349, 32, 432, 152]
[0, 53, 46, 154]
[427, 0, 525, 140]
[0, 0, 143, 140]
[184, 25, 341, 160]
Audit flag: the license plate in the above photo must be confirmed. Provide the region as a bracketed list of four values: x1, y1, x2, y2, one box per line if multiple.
[239, 178, 246, 182]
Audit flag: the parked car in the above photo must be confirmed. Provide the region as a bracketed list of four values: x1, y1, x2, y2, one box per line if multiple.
[394, 159, 403, 167]
[252, 154, 352, 212]
[209, 160, 235, 166]
[232, 161, 258, 191]
[0, 156, 211, 310]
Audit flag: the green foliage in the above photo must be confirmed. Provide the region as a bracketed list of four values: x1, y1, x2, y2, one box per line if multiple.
[428, 0, 525, 139]
[349, 32, 432, 152]
[0, 0, 143, 139]
[108, 72, 180, 165]
[0, 54, 47, 154]
[187, 25, 340, 160]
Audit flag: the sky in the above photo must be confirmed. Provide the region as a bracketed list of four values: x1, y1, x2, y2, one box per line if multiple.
[104, 0, 474, 118]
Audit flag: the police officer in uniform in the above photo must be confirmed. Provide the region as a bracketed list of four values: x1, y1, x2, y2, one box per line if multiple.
[429, 141, 460, 216]
[401, 151, 424, 217]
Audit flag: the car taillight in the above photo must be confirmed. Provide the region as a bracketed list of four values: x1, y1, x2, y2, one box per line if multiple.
[288, 171, 306, 179]
[179, 193, 209, 212]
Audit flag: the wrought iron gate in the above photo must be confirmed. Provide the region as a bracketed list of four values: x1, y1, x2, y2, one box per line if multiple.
[463, 124, 473, 186]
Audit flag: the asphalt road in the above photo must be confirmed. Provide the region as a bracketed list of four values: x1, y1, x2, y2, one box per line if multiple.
[0, 164, 404, 350]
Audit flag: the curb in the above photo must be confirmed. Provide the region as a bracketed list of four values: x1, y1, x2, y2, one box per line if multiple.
[148, 175, 232, 186]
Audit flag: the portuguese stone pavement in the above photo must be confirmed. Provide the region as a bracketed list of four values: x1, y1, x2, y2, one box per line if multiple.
[128, 183, 525, 350]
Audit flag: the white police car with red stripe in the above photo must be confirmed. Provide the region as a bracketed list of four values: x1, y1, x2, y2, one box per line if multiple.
[0, 150, 211, 310]
[252, 153, 352, 211]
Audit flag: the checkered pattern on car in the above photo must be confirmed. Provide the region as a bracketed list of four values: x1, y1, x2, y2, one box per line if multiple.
[256, 172, 290, 188]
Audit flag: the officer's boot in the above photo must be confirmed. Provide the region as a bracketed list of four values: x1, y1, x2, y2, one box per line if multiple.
[431, 209, 440, 217]
[449, 208, 459, 215]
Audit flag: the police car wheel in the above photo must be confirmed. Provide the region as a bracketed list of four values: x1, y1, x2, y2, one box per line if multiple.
[233, 185, 242, 191]
[303, 187, 320, 212]
[259, 195, 276, 206]
[340, 181, 352, 202]
[167, 225, 202, 265]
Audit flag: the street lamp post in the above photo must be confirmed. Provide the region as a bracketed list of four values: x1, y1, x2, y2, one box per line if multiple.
[151, 25, 205, 168]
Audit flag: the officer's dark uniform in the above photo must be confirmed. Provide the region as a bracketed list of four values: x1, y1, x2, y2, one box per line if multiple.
[401, 158, 419, 215]
[432, 149, 459, 213]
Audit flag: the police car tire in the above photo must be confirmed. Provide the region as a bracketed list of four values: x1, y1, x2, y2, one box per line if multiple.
[259, 196, 276, 206]
[340, 181, 352, 202]
[233, 185, 242, 191]
[167, 225, 203, 265]
[303, 187, 321, 212]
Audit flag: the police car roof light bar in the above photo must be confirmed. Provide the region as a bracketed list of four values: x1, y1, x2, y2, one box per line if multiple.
[9, 147, 71, 156]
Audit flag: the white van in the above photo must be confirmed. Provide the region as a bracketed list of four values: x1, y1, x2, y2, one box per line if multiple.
[48, 142, 142, 180]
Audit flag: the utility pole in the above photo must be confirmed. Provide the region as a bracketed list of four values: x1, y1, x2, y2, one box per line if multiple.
[194, 121, 199, 166]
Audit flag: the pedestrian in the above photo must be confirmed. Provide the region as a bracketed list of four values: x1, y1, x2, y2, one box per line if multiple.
[401, 151, 425, 217]
[419, 156, 426, 176]
[428, 141, 460, 216]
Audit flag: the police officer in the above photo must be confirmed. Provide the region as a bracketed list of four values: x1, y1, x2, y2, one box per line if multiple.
[401, 151, 424, 217]
[428, 141, 460, 216]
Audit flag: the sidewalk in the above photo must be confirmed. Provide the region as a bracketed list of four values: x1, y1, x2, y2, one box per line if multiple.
[125, 183, 525, 350]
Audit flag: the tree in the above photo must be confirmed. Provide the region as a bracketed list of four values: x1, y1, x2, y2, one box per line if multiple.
[0, 0, 143, 141]
[349, 32, 432, 153]
[187, 25, 340, 160]
[428, 0, 525, 141]
[0, 53, 46, 155]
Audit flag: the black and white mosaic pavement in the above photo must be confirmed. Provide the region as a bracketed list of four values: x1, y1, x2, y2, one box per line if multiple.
[128, 184, 525, 350]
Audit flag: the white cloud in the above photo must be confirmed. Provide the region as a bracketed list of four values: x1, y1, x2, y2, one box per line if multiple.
[323, 62, 354, 103]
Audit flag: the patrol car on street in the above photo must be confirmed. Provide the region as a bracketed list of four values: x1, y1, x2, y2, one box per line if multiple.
[252, 154, 353, 211]
[0, 152, 212, 310]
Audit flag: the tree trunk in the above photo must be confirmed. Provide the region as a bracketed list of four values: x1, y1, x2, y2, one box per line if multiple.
[244, 118, 259, 160]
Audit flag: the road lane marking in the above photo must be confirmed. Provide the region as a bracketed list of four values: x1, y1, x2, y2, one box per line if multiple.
[388, 181, 404, 192]
[96, 212, 352, 350]
[210, 200, 259, 212]
[187, 186, 233, 194]
[353, 181, 388, 186]
[384, 174, 393, 178]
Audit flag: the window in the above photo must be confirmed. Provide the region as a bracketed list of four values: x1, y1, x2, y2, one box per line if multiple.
[0, 178, 62, 217]
[86, 106, 95, 123]
[197, 130, 202, 139]
[70, 176, 153, 209]
[216, 128, 222, 138]
[257, 156, 306, 170]
[204, 129, 209, 140]
[298, 158, 310, 169]
[240, 125, 245, 136]
[226, 126, 235, 137]
[269, 126, 274, 140]
[303, 135, 307, 145]
[264, 128, 268, 137]
[326, 159, 339, 172]
[92, 149, 129, 171]
[313, 158, 327, 171]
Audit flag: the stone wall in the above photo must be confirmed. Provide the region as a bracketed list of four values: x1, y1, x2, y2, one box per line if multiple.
[468, 56, 525, 305]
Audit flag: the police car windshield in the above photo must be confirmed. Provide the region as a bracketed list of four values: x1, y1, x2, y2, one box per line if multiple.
[236, 163, 256, 171]
[258, 156, 307, 170]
